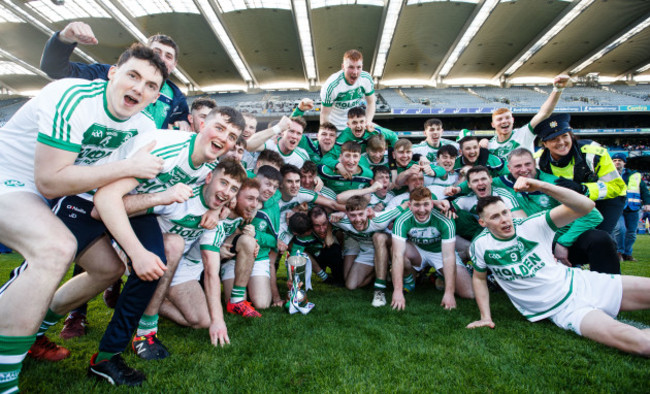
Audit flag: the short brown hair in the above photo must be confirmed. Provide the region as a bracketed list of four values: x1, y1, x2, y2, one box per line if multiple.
[477, 196, 503, 217]
[424, 118, 443, 129]
[466, 165, 490, 182]
[410, 186, 432, 202]
[147, 34, 179, 60]
[301, 161, 318, 175]
[257, 150, 284, 169]
[394, 138, 412, 151]
[191, 97, 217, 112]
[366, 134, 386, 152]
[341, 141, 361, 154]
[290, 116, 307, 130]
[343, 49, 363, 62]
[116, 43, 168, 83]
[345, 195, 369, 211]
[239, 178, 260, 193]
[319, 122, 337, 133]
[216, 157, 247, 184]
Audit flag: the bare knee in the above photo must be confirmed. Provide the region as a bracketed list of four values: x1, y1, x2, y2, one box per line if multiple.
[164, 234, 185, 263]
[33, 233, 77, 275]
[190, 314, 211, 329]
[372, 232, 388, 246]
[237, 234, 256, 252]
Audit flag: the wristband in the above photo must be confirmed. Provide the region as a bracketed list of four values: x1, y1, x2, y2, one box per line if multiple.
[553, 86, 564, 93]
[272, 125, 282, 135]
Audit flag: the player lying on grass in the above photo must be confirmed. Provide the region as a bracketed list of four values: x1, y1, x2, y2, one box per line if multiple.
[468, 177, 650, 356]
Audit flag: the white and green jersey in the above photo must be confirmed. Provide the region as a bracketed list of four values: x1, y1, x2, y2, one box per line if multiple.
[470, 211, 574, 322]
[333, 206, 406, 246]
[0, 78, 155, 184]
[98, 130, 215, 196]
[220, 216, 245, 240]
[152, 184, 216, 254]
[319, 186, 337, 201]
[360, 152, 389, 170]
[412, 139, 458, 165]
[369, 191, 395, 209]
[386, 185, 446, 211]
[487, 124, 535, 160]
[452, 187, 522, 220]
[264, 140, 309, 168]
[320, 70, 375, 130]
[241, 150, 259, 171]
[425, 171, 459, 187]
[177, 224, 226, 268]
[278, 188, 319, 243]
[392, 209, 455, 253]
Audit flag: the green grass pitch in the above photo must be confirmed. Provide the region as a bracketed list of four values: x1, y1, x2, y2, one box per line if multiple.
[1, 236, 649, 392]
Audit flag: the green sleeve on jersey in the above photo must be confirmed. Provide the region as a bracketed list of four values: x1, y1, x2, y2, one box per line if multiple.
[320, 146, 341, 168]
[555, 208, 603, 247]
[292, 108, 304, 117]
[200, 245, 221, 252]
[544, 210, 560, 232]
[377, 127, 398, 147]
[37, 133, 81, 153]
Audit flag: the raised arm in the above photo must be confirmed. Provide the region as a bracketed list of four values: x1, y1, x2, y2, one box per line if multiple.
[245, 116, 291, 152]
[365, 93, 377, 127]
[513, 177, 595, 228]
[529, 75, 570, 129]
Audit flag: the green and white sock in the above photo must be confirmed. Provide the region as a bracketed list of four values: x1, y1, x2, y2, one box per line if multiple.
[316, 270, 329, 281]
[404, 274, 416, 292]
[36, 309, 64, 337]
[136, 314, 158, 337]
[0, 334, 35, 394]
[374, 279, 386, 290]
[95, 351, 117, 363]
[230, 286, 246, 304]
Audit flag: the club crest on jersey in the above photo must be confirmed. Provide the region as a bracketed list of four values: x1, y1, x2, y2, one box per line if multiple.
[3, 179, 24, 187]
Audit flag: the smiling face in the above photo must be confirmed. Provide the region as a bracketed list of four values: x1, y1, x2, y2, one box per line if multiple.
[222, 143, 246, 162]
[188, 105, 212, 133]
[407, 172, 425, 192]
[461, 140, 480, 164]
[203, 170, 241, 210]
[437, 152, 456, 172]
[318, 127, 337, 153]
[196, 113, 242, 163]
[279, 121, 304, 154]
[340, 151, 361, 173]
[149, 41, 177, 75]
[508, 154, 537, 180]
[425, 124, 443, 145]
[312, 213, 329, 239]
[235, 186, 260, 220]
[347, 115, 367, 138]
[393, 146, 413, 168]
[367, 148, 385, 164]
[300, 169, 316, 190]
[479, 201, 515, 239]
[342, 58, 363, 84]
[242, 115, 257, 140]
[491, 110, 514, 139]
[281, 172, 301, 199]
[105, 58, 163, 120]
[410, 198, 433, 222]
[468, 170, 492, 198]
[258, 177, 279, 202]
[542, 133, 573, 161]
[346, 208, 369, 231]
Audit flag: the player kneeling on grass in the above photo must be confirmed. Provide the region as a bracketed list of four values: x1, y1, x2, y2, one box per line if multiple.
[468, 177, 650, 356]
[116, 158, 247, 358]
[391, 187, 474, 311]
[331, 196, 408, 307]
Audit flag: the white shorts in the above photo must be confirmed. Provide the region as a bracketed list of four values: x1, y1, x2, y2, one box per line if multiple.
[0, 173, 44, 201]
[549, 269, 622, 336]
[412, 244, 464, 272]
[170, 258, 204, 287]
[220, 259, 270, 281]
[343, 237, 375, 267]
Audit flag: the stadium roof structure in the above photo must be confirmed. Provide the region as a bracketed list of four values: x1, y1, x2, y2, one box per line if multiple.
[0, 0, 649, 97]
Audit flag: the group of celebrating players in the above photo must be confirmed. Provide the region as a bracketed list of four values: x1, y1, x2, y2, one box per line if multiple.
[1, 21, 650, 393]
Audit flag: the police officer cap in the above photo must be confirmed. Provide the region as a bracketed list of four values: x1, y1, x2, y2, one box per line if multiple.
[611, 153, 627, 162]
[535, 113, 572, 142]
